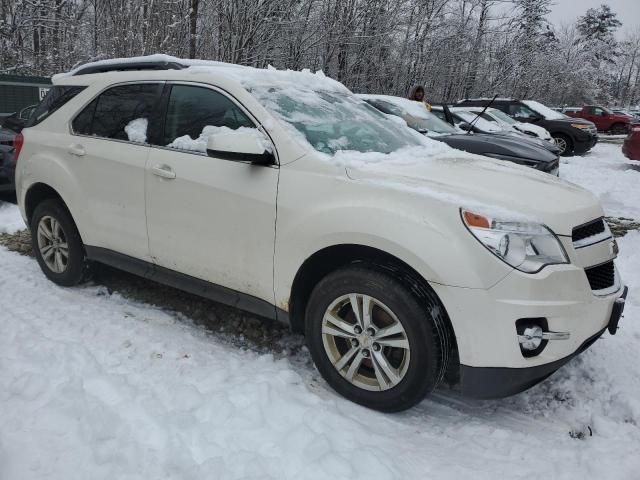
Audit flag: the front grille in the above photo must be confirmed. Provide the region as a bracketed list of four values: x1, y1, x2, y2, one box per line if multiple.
[585, 261, 615, 291]
[572, 218, 605, 243]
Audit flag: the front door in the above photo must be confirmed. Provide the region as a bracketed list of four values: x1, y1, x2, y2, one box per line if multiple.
[145, 83, 279, 305]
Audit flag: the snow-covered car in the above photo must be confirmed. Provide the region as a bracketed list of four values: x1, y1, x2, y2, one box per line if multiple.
[458, 98, 598, 156]
[15, 55, 628, 412]
[431, 105, 560, 155]
[358, 94, 559, 175]
[456, 106, 553, 142]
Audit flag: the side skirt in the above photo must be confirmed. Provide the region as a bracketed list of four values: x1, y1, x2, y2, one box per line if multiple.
[85, 246, 284, 323]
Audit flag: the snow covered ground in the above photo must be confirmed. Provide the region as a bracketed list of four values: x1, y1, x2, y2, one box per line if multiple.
[1, 142, 640, 479]
[562, 142, 640, 219]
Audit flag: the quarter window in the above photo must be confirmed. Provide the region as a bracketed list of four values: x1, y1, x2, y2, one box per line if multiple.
[27, 86, 86, 127]
[72, 83, 161, 143]
[161, 85, 254, 153]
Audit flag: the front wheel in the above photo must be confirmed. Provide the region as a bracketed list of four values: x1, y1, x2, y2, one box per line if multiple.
[305, 265, 449, 412]
[552, 133, 574, 157]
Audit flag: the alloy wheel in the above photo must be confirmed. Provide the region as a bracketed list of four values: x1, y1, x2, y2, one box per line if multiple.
[37, 215, 69, 274]
[553, 136, 567, 155]
[321, 293, 411, 391]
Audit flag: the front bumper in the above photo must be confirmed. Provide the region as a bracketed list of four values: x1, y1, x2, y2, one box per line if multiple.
[432, 238, 626, 398]
[458, 286, 627, 398]
[574, 132, 598, 154]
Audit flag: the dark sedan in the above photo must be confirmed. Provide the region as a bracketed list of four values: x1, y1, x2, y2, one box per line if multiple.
[359, 94, 559, 176]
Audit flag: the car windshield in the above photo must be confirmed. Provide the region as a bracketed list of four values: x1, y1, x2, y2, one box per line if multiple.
[249, 87, 424, 154]
[486, 109, 517, 125]
[522, 100, 568, 120]
[454, 110, 503, 132]
[364, 97, 457, 135]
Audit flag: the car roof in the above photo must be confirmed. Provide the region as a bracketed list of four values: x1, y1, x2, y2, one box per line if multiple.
[52, 54, 351, 95]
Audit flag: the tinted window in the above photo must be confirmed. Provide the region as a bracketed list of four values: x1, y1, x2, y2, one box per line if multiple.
[72, 99, 97, 135]
[27, 86, 86, 127]
[162, 85, 254, 152]
[508, 104, 537, 119]
[73, 83, 161, 143]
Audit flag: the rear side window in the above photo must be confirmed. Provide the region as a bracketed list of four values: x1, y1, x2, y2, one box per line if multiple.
[161, 85, 254, 153]
[72, 83, 161, 143]
[27, 86, 86, 127]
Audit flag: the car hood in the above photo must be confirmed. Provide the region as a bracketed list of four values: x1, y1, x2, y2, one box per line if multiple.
[547, 116, 596, 128]
[344, 149, 601, 235]
[514, 122, 551, 139]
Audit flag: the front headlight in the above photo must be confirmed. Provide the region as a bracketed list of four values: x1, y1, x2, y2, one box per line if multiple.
[461, 210, 569, 273]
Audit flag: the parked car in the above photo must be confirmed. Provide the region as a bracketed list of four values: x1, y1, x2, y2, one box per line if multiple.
[16, 56, 627, 412]
[0, 126, 19, 192]
[564, 105, 632, 135]
[359, 94, 559, 175]
[430, 105, 561, 156]
[622, 124, 640, 160]
[457, 98, 598, 156]
[456, 106, 554, 142]
[0, 105, 34, 193]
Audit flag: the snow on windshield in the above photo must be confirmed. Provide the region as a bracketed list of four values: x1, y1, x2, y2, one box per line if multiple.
[454, 110, 503, 132]
[358, 95, 457, 135]
[249, 87, 428, 155]
[522, 100, 568, 120]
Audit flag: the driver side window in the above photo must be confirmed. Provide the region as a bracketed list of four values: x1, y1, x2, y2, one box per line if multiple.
[162, 85, 255, 153]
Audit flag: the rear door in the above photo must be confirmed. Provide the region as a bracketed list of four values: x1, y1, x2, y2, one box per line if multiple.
[144, 82, 279, 305]
[70, 82, 163, 260]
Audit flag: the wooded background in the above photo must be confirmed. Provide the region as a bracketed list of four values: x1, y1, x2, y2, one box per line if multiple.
[1, 0, 638, 106]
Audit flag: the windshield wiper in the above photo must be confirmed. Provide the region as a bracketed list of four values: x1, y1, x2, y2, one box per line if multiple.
[466, 94, 498, 135]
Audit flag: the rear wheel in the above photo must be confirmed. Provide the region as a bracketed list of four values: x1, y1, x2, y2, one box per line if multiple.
[610, 123, 628, 135]
[552, 133, 574, 157]
[305, 265, 450, 412]
[31, 199, 90, 286]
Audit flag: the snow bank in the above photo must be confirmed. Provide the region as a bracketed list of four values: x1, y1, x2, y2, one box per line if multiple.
[561, 143, 640, 219]
[0, 202, 25, 233]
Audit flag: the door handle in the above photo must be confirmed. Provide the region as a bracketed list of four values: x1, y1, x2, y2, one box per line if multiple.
[68, 144, 85, 157]
[151, 164, 176, 179]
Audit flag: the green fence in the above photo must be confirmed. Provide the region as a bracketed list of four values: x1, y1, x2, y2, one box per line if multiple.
[0, 74, 52, 120]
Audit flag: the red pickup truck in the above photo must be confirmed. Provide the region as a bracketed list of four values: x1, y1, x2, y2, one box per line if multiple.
[564, 106, 632, 135]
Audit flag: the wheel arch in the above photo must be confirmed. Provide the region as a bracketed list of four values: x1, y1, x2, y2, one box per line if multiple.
[25, 183, 73, 227]
[288, 243, 461, 384]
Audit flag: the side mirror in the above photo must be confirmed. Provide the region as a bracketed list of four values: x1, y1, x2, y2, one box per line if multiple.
[601, 112, 608, 117]
[206, 128, 274, 165]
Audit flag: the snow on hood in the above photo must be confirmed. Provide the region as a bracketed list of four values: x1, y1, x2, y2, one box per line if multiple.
[340, 146, 602, 232]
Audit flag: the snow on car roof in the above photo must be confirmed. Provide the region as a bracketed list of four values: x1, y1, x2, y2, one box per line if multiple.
[53, 54, 351, 94]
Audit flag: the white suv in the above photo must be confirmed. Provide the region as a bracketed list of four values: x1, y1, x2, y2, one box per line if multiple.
[15, 56, 627, 411]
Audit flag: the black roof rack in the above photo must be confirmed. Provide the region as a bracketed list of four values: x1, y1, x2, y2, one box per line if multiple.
[72, 60, 187, 76]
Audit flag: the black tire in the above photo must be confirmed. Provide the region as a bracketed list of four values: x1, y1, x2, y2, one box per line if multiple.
[610, 123, 628, 135]
[305, 265, 450, 412]
[31, 199, 90, 286]
[552, 133, 574, 157]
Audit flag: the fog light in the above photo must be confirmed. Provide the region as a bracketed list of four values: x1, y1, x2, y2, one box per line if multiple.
[518, 326, 544, 351]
